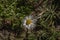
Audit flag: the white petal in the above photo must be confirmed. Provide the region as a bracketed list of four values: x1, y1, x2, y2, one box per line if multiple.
[25, 16, 29, 19]
[24, 20, 26, 23]
[26, 25, 30, 29]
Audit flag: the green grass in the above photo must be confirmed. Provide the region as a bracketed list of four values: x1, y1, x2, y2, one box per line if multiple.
[0, 0, 60, 40]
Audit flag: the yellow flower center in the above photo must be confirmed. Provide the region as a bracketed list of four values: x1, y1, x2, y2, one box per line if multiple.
[26, 19, 32, 25]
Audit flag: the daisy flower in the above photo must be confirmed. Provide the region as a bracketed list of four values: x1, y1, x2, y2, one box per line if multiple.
[22, 15, 37, 30]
